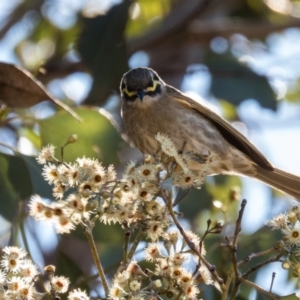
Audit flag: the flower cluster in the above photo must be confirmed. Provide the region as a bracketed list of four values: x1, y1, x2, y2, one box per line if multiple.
[32, 146, 116, 233]
[107, 229, 211, 300]
[29, 135, 216, 299]
[267, 205, 300, 277]
[144, 230, 211, 300]
[0, 246, 39, 299]
[31, 134, 211, 235]
[0, 246, 89, 299]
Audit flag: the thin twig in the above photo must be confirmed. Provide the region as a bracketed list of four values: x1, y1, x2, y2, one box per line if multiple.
[192, 219, 212, 277]
[240, 278, 278, 300]
[175, 291, 184, 300]
[242, 252, 285, 279]
[237, 247, 278, 267]
[222, 267, 234, 300]
[128, 225, 145, 260]
[270, 272, 276, 293]
[123, 230, 131, 265]
[161, 189, 226, 291]
[82, 221, 109, 297]
[226, 199, 247, 300]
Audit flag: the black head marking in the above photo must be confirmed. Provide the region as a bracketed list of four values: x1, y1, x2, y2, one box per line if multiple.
[120, 68, 162, 101]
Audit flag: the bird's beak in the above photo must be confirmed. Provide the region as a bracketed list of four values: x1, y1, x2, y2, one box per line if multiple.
[137, 89, 145, 102]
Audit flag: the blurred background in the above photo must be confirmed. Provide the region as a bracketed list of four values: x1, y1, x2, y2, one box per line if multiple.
[1, 0, 300, 299]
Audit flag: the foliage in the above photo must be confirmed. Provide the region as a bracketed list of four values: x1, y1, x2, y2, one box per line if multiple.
[1, 0, 300, 299]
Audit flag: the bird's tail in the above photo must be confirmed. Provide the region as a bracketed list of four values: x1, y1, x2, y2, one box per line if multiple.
[254, 166, 300, 199]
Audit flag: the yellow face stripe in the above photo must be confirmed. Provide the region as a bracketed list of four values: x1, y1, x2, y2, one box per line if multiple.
[123, 88, 137, 97]
[122, 79, 160, 97]
[145, 79, 160, 92]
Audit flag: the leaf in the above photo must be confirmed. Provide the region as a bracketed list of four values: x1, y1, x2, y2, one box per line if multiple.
[39, 107, 125, 164]
[0, 62, 80, 120]
[0, 152, 52, 221]
[207, 53, 277, 110]
[21, 155, 53, 198]
[77, 0, 130, 105]
[0, 154, 19, 221]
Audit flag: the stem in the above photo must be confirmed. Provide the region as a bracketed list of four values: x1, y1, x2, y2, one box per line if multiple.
[227, 199, 247, 300]
[175, 291, 183, 300]
[240, 278, 277, 300]
[123, 230, 131, 265]
[161, 189, 226, 291]
[221, 267, 234, 300]
[60, 146, 64, 162]
[270, 272, 276, 292]
[242, 251, 284, 279]
[128, 225, 144, 260]
[237, 247, 277, 267]
[192, 220, 211, 277]
[82, 222, 109, 297]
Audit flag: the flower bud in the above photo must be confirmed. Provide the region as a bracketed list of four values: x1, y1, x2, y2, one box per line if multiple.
[67, 134, 78, 144]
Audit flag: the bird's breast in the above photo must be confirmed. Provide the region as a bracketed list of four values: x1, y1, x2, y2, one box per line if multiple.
[122, 99, 228, 157]
[122, 99, 255, 175]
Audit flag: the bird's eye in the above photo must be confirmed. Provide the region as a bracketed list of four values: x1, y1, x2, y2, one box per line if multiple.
[121, 82, 126, 90]
[147, 80, 154, 88]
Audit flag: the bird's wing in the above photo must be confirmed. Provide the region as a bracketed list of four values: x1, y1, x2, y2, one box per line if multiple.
[166, 84, 274, 171]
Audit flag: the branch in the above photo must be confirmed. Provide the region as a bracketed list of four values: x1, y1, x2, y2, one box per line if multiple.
[227, 199, 247, 300]
[238, 247, 278, 267]
[82, 221, 109, 297]
[242, 251, 285, 280]
[161, 189, 226, 291]
[240, 278, 278, 300]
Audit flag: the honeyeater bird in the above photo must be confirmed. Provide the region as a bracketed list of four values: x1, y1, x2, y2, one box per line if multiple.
[120, 67, 300, 199]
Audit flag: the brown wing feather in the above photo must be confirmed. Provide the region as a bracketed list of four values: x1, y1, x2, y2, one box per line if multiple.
[166, 84, 274, 171]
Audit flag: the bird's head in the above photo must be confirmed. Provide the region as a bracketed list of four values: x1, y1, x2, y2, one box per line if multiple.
[120, 67, 163, 103]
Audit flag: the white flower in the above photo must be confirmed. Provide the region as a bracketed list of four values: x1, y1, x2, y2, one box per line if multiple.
[138, 164, 157, 181]
[199, 265, 213, 285]
[108, 284, 126, 300]
[42, 164, 60, 184]
[54, 215, 75, 234]
[51, 276, 70, 293]
[36, 145, 56, 164]
[282, 224, 300, 246]
[267, 213, 288, 230]
[68, 288, 90, 300]
[2, 246, 27, 260]
[129, 280, 141, 291]
[28, 195, 48, 220]
[144, 243, 161, 262]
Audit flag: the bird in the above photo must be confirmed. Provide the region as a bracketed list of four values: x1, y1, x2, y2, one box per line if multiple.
[120, 67, 300, 199]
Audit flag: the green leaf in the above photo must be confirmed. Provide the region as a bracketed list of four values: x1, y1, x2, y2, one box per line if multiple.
[39, 107, 125, 164]
[77, 1, 130, 105]
[125, 0, 173, 38]
[0, 154, 18, 221]
[21, 155, 52, 198]
[0, 152, 52, 220]
[56, 250, 87, 283]
[208, 53, 277, 110]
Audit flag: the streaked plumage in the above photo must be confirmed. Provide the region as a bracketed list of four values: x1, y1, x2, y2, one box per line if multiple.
[120, 67, 300, 199]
